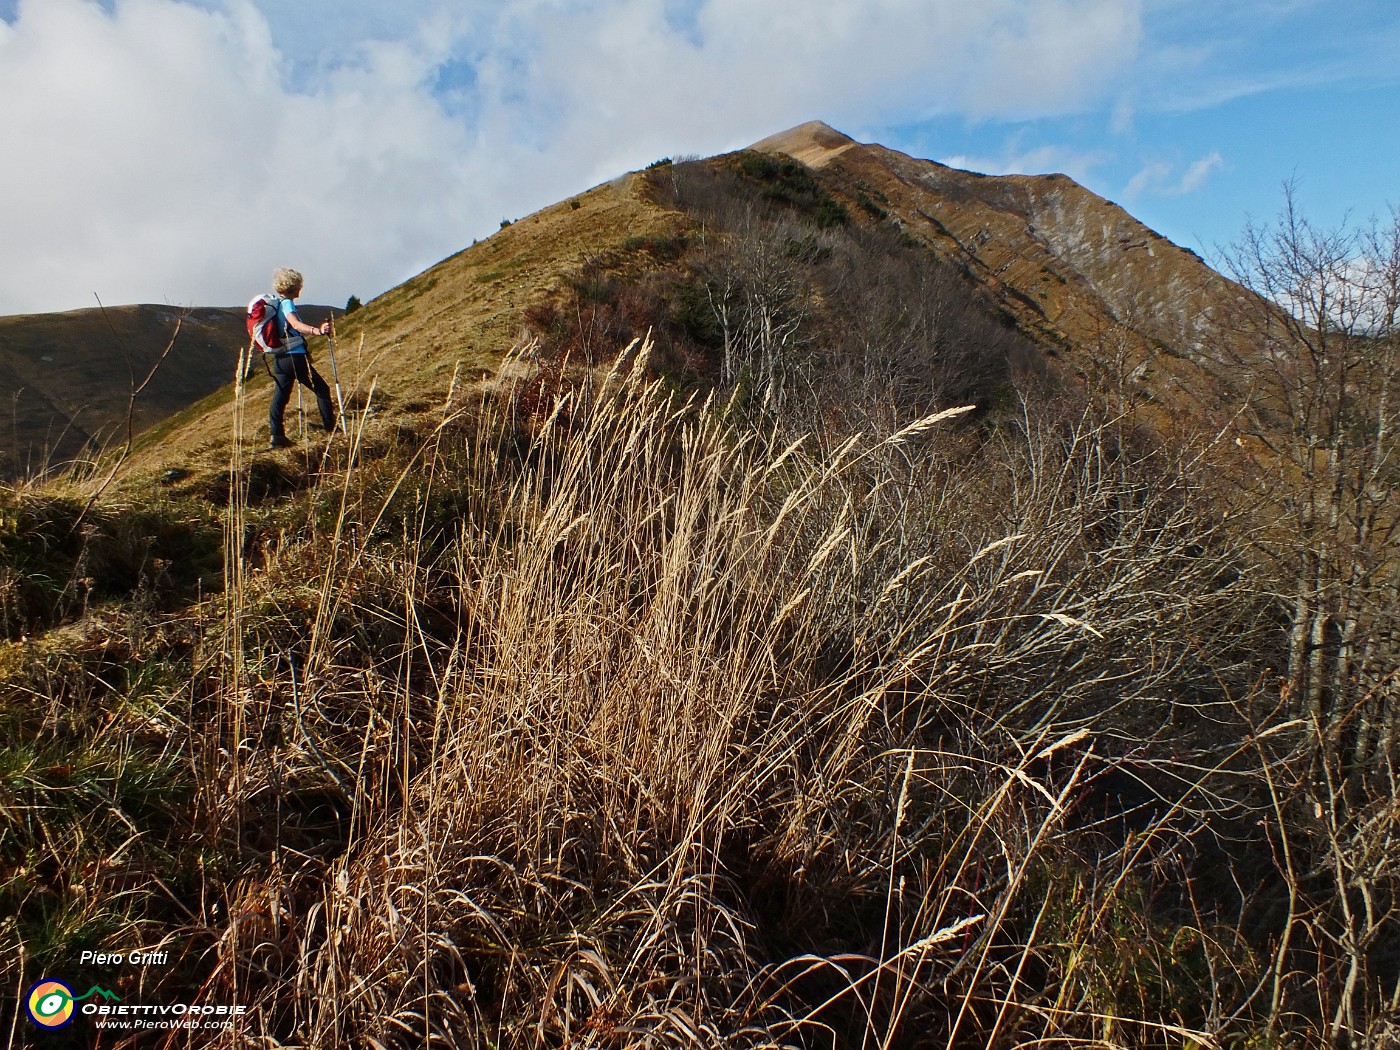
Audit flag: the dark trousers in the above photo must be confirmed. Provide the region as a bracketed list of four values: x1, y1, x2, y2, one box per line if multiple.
[269, 352, 335, 438]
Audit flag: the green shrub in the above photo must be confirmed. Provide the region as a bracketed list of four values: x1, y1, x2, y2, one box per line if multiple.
[733, 150, 849, 228]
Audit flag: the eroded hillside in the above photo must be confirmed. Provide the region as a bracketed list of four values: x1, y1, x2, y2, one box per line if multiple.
[751, 122, 1257, 433]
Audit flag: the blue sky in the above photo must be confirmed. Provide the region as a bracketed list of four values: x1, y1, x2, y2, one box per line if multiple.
[892, 2, 1400, 253]
[0, 0, 1396, 315]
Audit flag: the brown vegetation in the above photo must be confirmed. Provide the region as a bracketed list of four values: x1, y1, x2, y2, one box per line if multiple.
[1, 127, 1397, 1048]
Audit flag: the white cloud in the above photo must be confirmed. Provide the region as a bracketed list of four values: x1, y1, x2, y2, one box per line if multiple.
[504, 0, 1144, 156]
[0, 0, 1147, 315]
[1110, 96, 1135, 135]
[942, 140, 1113, 187]
[1178, 151, 1224, 193]
[1124, 151, 1225, 198]
[1125, 160, 1174, 199]
[0, 0, 483, 313]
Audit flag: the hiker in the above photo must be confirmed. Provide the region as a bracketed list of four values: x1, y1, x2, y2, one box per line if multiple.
[265, 267, 336, 448]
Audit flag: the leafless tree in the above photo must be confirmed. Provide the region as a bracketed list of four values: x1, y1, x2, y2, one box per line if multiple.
[1215, 185, 1400, 1045]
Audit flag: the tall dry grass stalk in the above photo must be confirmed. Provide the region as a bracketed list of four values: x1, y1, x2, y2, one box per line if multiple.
[223, 340, 252, 839]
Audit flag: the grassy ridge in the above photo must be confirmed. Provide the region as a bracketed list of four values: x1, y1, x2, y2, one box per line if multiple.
[9, 338, 1373, 1047]
[2, 143, 1396, 1046]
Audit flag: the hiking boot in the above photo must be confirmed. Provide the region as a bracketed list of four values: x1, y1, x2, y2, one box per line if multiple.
[269, 434, 293, 449]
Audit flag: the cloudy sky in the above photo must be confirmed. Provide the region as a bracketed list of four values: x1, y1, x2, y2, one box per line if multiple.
[1, 0, 1397, 315]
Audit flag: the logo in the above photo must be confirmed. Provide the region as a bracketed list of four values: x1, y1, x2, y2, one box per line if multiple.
[26, 980, 75, 1029]
[25, 980, 121, 1029]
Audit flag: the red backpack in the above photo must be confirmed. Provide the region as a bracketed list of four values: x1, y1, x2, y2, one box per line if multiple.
[246, 293, 285, 352]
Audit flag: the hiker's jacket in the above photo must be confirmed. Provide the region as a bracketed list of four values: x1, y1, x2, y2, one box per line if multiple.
[278, 298, 309, 354]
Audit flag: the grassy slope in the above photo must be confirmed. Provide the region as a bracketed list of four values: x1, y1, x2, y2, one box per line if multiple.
[94, 126, 1260, 497]
[0, 303, 353, 483]
[3, 358, 1282, 1047]
[5, 124, 1261, 491]
[1, 132, 1391, 1048]
[0, 306, 248, 478]
[117, 172, 682, 500]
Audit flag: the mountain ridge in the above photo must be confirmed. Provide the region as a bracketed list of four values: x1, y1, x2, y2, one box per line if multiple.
[748, 121, 1248, 429]
[11, 121, 1262, 489]
[4, 122, 1394, 1048]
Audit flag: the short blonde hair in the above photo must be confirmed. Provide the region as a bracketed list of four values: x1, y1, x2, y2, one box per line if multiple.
[271, 268, 304, 296]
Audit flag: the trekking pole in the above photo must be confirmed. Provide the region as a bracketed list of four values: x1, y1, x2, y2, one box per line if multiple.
[326, 317, 348, 434]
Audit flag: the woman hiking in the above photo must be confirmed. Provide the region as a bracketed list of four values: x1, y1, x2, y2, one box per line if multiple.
[266, 267, 336, 448]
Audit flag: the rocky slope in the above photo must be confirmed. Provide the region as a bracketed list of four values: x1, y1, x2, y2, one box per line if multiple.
[751, 122, 1252, 429]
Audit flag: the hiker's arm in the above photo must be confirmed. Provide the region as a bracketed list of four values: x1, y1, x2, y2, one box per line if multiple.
[285, 310, 330, 337]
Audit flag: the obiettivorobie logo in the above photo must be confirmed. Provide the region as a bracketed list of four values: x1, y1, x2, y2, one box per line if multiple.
[25, 977, 246, 1033]
[25, 979, 120, 1029]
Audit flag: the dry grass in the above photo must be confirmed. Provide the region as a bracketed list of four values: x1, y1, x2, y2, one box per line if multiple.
[138, 340, 1262, 1047]
[5, 136, 1397, 1049]
[2, 334, 1391, 1048]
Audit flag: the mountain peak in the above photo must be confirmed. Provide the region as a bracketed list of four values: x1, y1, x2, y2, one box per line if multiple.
[749, 121, 856, 167]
